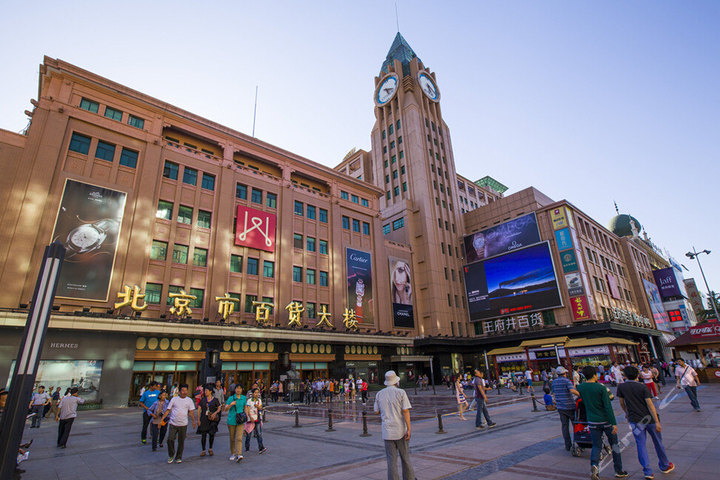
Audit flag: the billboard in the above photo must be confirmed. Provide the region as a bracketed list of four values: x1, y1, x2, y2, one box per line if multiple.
[643, 278, 671, 332]
[559, 249, 579, 273]
[653, 267, 682, 299]
[463, 242, 562, 322]
[51, 179, 127, 301]
[570, 296, 591, 321]
[606, 274, 622, 300]
[565, 272, 585, 297]
[347, 248, 373, 323]
[389, 256, 414, 328]
[463, 213, 540, 263]
[8, 360, 103, 402]
[235, 205, 276, 252]
[554, 228, 573, 251]
[550, 206, 573, 230]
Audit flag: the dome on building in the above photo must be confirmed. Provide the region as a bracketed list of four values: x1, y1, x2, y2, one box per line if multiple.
[608, 214, 642, 237]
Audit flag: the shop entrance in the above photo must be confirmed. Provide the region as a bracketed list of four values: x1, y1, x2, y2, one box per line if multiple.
[297, 362, 329, 381]
[130, 361, 198, 402]
[222, 361, 270, 393]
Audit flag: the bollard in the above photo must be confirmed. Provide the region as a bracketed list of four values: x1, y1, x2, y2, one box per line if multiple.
[360, 410, 371, 437]
[262, 409, 267, 423]
[436, 411, 447, 434]
[518, 384, 524, 395]
[326, 409, 335, 432]
[293, 409, 301, 428]
[497, 382, 501, 395]
[530, 392, 539, 412]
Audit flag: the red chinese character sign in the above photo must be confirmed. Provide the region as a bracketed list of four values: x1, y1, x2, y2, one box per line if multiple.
[235, 205, 276, 252]
[570, 296, 591, 321]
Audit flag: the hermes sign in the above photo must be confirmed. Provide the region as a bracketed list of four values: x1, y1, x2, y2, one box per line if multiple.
[235, 205, 276, 252]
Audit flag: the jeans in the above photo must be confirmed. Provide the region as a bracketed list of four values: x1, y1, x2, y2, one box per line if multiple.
[141, 410, 152, 440]
[244, 423, 264, 451]
[228, 424, 243, 456]
[684, 386, 700, 410]
[384, 438, 415, 480]
[475, 398, 491, 427]
[150, 422, 167, 450]
[630, 422, 670, 476]
[589, 424, 623, 473]
[57, 417, 75, 447]
[167, 424, 187, 460]
[201, 432, 215, 450]
[557, 409, 574, 450]
[30, 405, 44, 427]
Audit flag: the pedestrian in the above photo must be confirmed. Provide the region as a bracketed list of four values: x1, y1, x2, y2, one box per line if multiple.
[49, 385, 61, 419]
[361, 378, 369, 405]
[213, 379, 225, 405]
[244, 388, 267, 454]
[640, 365, 659, 399]
[524, 367, 535, 394]
[551, 366, 579, 452]
[455, 377, 469, 420]
[28, 385, 50, 428]
[224, 384, 247, 462]
[198, 384, 222, 457]
[611, 362, 624, 386]
[43, 387, 54, 418]
[148, 391, 169, 451]
[160, 383, 197, 464]
[473, 369, 496, 430]
[344, 378, 351, 404]
[576, 366, 627, 480]
[139, 381, 161, 444]
[270, 380, 279, 403]
[572, 366, 581, 386]
[617, 365, 675, 479]
[374, 370, 415, 480]
[541, 369, 549, 389]
[674, 358, 701, 412]
[55, 387, 85, 448]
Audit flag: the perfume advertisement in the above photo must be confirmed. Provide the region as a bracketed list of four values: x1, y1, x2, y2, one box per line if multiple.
[346, 248, 373, 324]
[389, 256, 414, 328]
[51, 179, 127, 301]
[7, 360, 104, 402]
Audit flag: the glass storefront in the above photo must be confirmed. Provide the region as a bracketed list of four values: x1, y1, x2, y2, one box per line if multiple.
[295, 362, 329, 381]
[345, 361, 378, 384]
[568, 346, 611, 369]
[130, 361, 198, 401]
[222, 361, 271, 392]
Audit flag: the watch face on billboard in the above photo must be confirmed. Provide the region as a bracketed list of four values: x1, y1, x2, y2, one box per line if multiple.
[235, 205, 276, 252]
[463, 213, 541, 263]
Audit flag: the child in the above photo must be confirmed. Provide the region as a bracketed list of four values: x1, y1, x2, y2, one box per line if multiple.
[543, 386, 556, 411]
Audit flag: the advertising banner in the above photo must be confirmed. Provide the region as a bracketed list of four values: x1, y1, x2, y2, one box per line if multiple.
[550, 206, 573, 230]
[554, 228, 573, 251]
[565, 272, 585, 297]
[570, 295, 591, 321]
[389, 256, 414, 328]
[643, 279, 671, 332]
[689, 323, 720, 339]
[560, 249, 579, 273]
[463, 242, 562, 322]
[51, 179, 127, 301]
[235, 205, 276, 252]
[347, 248, 373, 323]
[653, 267, 682, 299]
[606, 274, 622, 300]
[7, 360, 103, 402]
[463, 213, 540, 263]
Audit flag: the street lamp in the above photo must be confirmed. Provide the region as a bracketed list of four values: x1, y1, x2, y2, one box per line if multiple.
[685, 247, 720, 323]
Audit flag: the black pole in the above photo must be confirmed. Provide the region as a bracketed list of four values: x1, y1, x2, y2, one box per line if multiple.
[429, 356, 436, 395]
[435, 411, 447, 434]
[326, 409, 335, 432]
[293, 409, 300, 428]
[360, 410, 371, 437]
[497, 382, 501, 395]
[0, 243, 65, 479]
[530, 392, 539, 412]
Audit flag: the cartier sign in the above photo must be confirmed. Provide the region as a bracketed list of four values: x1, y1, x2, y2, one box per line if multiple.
[689, 324, 720, 339]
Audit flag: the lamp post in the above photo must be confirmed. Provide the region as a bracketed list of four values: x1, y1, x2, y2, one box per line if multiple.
[686, 247, 720, 323]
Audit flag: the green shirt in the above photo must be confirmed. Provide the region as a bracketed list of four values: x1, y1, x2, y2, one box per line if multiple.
[577, 381, 616, 426]
[225, 394, 247, 425]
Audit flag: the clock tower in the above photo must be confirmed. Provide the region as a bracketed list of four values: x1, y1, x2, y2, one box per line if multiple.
[371, 33, 468, 337]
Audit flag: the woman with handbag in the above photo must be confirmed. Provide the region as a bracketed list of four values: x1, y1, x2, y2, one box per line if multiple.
[455, 377, 469, 420]
[244, 388, 267, 454]
[148, 390, 169, 451]
[224, 384, 247, 462]
[197, 384, 222, 457]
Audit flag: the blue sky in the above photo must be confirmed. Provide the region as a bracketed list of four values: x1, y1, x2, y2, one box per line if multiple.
[1, 1, 718, 305]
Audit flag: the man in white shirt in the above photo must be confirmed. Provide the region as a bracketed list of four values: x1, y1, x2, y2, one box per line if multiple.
[374, 371, 415, 480]
[674, 358, 701, 412]
[55, 387, 85, 448]
[161, 383, 197, 463]
[524, 368, 535, 394]
[610, 362, 624, 386]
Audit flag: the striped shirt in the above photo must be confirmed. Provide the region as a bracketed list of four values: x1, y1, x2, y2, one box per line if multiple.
[551, 377, 576, 411]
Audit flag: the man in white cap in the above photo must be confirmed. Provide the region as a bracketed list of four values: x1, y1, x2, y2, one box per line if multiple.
[374, 370, 416, 480]
[551, 366, 579, 452]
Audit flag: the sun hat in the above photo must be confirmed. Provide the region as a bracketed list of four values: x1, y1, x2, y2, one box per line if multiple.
[556, 366, 568, 375]
[384, 370, 401, 386]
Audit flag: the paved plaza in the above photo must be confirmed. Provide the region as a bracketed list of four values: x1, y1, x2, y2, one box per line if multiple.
[13, 384, 719, 479]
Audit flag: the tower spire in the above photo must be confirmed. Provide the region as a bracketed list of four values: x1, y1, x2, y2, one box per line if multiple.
[395, 1, 400, 33]
[614, 201, 619, 215]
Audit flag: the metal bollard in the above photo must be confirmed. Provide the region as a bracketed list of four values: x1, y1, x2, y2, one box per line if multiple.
[326, 409, 335, 432]
[497, 383, 501, 395]
[293, 409, 301, 428]
[518, 384, 524, 395]
[530, 393, 539, 412]
[360, 410, 371, 437]
[436, 411, 447, 434]
[262, 409, 267, 422]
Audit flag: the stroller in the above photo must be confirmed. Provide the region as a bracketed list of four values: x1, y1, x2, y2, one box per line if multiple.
[570, 397, 611, 458]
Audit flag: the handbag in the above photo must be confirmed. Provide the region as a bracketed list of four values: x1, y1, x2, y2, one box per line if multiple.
[236, 412, 248, 424]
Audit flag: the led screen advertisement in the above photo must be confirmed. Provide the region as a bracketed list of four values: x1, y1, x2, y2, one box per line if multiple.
[51, 179, 127, 301]
[652, 267, 683, 299]
[389, 256, 414, 328]
[643, 278, 671, 332]
[235, 205, 276, 252]
[7, 360, 103, 402]
[347, 248, 373, 323]
[463, 213, 541, 263]
[463, 242, 563, 322]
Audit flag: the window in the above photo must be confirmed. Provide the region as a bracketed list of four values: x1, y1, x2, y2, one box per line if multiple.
[307, 205, 316, 219]
[302, 302, 315, 319]
[319, 239, 328, 254]
[293, 266, 302, 282]
[391, 217, 404, 230]
[263, 260, 275, 278]
[383, 224, 391, 235]
[385, 175, 390, 184]
[391, 155, 397, 164]
[79, 98, 99, 113]
[392, 170, 398, 179]
[398, 136, 403, 144]
[266, 192, 277, 208]
[177, 205, 193, 225]
[320, 271, 328, 287]
[104, 106, 123, 121]
[193, 247, 208, 267]
[400, 165, 405, 175]
[307, 237, 316, 252]
[361, 198, 369, 207]
[201, 173, 215, 191]
[390, 141, 395, 149]
[340, 191, 349, 200]
[397, 119, 401, 130]
[119, 148, 138, 168]
[167, 286, 182, 306]
[183, 167, 197, 186]
[251, 188, 262, 204]
[444, 268, 448, 280]
[388, 124, 394, 135]
[441, 243, 445, 254]
[399, 151, 404, 159]
[352, 219, 361, 232]
[306, 269, 316, 285]
[402, 182, 407, 192]
[351, 194, 359, 204]
[382, 130, 386, 139]
[362, 222, 370, 235]
[230, 255, 243, 273]
[293, 233, 303, 249]
[95, 140, 115, 162]
[231, 185, 247, 202]
[197, 210, 211, 229]
[342, 216, 350, 229]
[156, 200, 173, 220]
[172, 244, 188, 264]
[386, 191, 391, 200]
[150, 240, 168, 260]
[247, 258, 259, 275]
[384, 159, 388, 168]
[383, 146, 387, 154]
[245, 294, 258, 313]
[294, 201, 304, 216]
[393, 186, 399, 196]
[163, 161, 179, 180]
[126, 114, 145, 129]
[145, 283, 162, 304]
[319, 208, 328, 223]
[448, 294, 452, 307]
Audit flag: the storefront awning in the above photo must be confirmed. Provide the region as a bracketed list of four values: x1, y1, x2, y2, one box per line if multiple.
[519, 336, 569, 348]
[565, 337, 638, 348]
[487, 346, 525, 356]
[390, 355, 433, 363]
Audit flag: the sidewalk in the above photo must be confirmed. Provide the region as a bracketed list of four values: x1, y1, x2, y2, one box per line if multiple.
[13, 383, 718, 479]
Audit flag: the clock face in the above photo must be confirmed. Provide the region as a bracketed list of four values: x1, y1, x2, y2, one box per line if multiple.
[375, 74, 399, 105]
[418, 72, 439, 102]
[69, 225, 101, 249]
